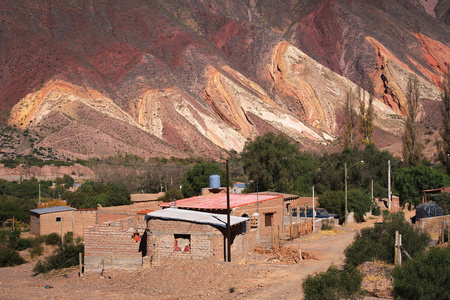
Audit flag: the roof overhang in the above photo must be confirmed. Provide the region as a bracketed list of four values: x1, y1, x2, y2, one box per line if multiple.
[145, 208, 249, 228]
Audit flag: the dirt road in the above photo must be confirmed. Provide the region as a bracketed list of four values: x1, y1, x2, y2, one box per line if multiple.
[0, 224, 362, 299]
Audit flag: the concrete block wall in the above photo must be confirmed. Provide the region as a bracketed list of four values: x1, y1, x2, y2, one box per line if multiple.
[84, 216, 146, 270]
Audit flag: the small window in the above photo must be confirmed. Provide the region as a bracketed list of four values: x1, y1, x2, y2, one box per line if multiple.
[265, 213, 274, 227]
[56, 217, 61, 222]
[241, 214, 249, 234]
[174, 234, 191, 252]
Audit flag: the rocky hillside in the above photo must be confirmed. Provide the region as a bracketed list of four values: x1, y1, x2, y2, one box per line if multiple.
[1, 0, 449, 159]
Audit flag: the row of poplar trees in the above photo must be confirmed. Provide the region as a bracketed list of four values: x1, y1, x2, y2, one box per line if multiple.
[342, 81, 375, 148]
[343, 72, 450, 171]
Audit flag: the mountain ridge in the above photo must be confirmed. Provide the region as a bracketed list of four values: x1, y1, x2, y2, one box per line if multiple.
[1, 0, 449, 160]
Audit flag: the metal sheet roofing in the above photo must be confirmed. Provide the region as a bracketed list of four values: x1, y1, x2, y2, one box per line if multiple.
[30, 206, 75, 215]
[160, 193, 282, 210]
[145, 208, 249, 228]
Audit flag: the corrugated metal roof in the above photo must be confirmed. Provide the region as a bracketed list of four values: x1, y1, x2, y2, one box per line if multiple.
[160, 193, 282, 209]
[30, 206, 75, 215]
[146, 208, 249, 228]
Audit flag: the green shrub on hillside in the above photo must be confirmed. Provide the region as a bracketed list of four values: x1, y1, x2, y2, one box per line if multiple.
[45, 233, 61, 246]
[344, 212, 430, 266]
[392, 245, 450, 300]
[0, 247, 26, 267]
[302, 265, 364, 300]
[33, 241, 84, 274]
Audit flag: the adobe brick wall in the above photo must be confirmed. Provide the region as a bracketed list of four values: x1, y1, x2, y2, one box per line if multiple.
[73, 210, 97, 237]
[31, 210, 75, 236]
[84, 216, 147, 270]
[391, 196, 400, 213]
[30, 215, 40, 235]
[147, 218, 257, 265]
[418, 215, 450, 236]
[232, 196, 283, 248]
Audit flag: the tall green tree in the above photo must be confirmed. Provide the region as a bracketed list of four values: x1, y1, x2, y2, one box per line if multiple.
[180, 162, 226, 198]
[241, 132, 301, 193]
[358, 83, 375, 145]
[402, 75, 423, 166]
[437, 71, 450, 174]
[394, 165, 449, 207]
[342, 90, 358, 148]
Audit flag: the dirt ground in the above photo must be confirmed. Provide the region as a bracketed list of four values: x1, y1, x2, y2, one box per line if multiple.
[0, 214, 401, 299]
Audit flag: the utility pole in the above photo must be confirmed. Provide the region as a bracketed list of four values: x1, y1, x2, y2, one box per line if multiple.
[226, 160, 231, 262]
[388, 160, 391, 209]
[312, 186, 315, 232]
[345, 162, 348, 226]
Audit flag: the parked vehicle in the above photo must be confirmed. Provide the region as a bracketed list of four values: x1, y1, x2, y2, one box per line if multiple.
[411, 202, 444, 224]
[292, 208, 340, 219]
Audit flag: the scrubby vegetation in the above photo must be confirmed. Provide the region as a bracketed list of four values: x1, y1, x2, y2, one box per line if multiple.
[392, 245, 450, 300]
[344, 212, 430, 266]
[33, 233, 84, 275]
[302, 265, 364, 300]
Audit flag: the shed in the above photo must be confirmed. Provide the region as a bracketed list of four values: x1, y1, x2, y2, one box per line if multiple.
[30, 206, 75, 236]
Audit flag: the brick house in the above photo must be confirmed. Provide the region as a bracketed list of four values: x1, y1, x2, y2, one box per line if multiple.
[30, 206, 77, 236]
[83, 208, 252, 270]
[160, 193, 284, 248]
[145, 208, 253, 265]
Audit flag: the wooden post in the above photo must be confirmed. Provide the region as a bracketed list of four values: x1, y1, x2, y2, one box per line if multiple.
[111, 255, 114, 279]
[398, 234, 402, 265]
[304, 204, 307, 234]
[289, 206, 293, 240]
[277, 225, 280, 248]
[394, 231, 398, 265]
[79, 252, 82, 276]
[61, 217, 64, 244]
[296, 205, 300, 225]
[298, 245, 302, 262]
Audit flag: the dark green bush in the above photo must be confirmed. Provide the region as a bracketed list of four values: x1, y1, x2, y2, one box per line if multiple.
[29, 245, 44, 258]
[7, 229, 21, 249]
[0, 247, 26, 267]
[371, 203, 381, 216]
[45, 233, 61, 246]
[302, 265, 364, 300]
[33, 242, 84, 274]
[321, 223, 333, 231]
[344, 212, 430, 266]
[392, 245, 450, 300]
[17, 238, 32, 251]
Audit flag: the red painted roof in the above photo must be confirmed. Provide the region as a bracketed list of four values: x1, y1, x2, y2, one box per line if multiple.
[160, 193, 282, 210]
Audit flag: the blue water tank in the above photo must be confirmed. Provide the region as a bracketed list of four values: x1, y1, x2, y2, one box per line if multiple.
[209, 174, 221, 189]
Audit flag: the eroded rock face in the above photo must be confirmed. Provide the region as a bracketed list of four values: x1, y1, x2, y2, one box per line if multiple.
[1, 0, 449, 159]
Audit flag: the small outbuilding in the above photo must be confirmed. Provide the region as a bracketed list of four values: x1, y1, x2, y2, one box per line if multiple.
[30, 206, 76, 236]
